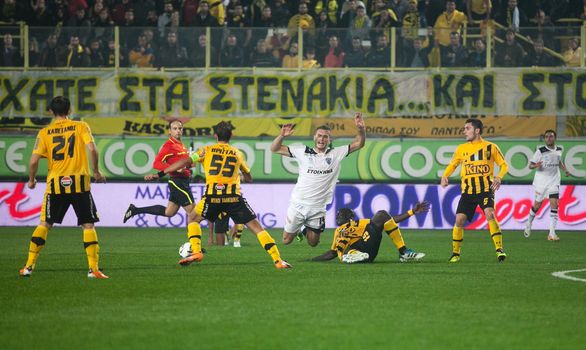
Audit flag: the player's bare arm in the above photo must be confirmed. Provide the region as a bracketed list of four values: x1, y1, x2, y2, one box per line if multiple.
[241, 170, 253, 183]
[490, 176, 502, 191]
[529, 161, 543, 170]
[348, 112, 366, 154]
[560, 161, 571, 177]
[27, 153, 42, 189]
[440, 176, 449, 188]
[270, 123, 295, 156]
[87, 142, 106, 183]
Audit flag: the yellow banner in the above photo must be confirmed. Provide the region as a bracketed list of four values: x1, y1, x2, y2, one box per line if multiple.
[312, 116, 556, 138]
[83, 117, 314, 137]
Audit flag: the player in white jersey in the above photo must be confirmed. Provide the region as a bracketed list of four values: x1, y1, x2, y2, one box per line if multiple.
[270, 112, 366, 246]
[524, 130, 571, 241]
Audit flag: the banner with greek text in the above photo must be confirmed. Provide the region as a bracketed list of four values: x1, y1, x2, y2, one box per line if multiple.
[1, 69, 586, 119]
[1, 182, 584, 230]
[2, 136, 585, 183]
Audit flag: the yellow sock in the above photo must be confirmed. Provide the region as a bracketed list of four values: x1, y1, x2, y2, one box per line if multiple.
[83, 228, 100, 272]
[25, 225, 49, 268]
[256, 230, 281, 263]
[488, 219, 503, 251]
[384, 218, 405, 250]
[452, 226, 464, 255]
[234, 224, 243, 241]
[188, 222, 202, 253]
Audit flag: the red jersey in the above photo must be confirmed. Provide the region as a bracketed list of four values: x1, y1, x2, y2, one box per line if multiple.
[153, 137, 191, 178]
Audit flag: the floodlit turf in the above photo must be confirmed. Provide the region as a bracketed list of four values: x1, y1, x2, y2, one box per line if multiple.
[1, 226, 585, 350]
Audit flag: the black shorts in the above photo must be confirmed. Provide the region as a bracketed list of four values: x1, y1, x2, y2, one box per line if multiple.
[457, 192, 495, 222]
[198, 195, 256, 225]
[168, 177, 194, 207]
[41, 192, 99, 226]
[214, 213, 230, 233]
[345, 223, 383, 263]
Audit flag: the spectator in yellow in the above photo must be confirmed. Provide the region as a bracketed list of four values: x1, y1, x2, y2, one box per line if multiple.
[128, 34, 155, 68]
[288, 2, 315, 37]
[207, 0, 225, 25]
[563, 38, 582, 67]
[467, 0, 491, 23]
[314, 0, 338, 25]
[434, 0, 467, 46]
[302, 47, 321, 68]
[282, 42, 300, 68]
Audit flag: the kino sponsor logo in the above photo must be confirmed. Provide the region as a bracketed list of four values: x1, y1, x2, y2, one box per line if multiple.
[464, 164, 490, 175]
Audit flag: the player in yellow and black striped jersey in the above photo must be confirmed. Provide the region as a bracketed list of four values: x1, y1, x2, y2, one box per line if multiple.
[19, 96, 108, 279]
[311, 202, 429, 264]
[146, 121, 291, 269]
[441, 119, 509, 263]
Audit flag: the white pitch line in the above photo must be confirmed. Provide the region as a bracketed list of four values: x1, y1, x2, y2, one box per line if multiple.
[551, 269, 586, 282]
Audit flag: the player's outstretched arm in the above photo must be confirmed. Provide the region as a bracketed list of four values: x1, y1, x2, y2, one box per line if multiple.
[348, 112, 366, 154]
[311, 249, 337, 262]
[270, 123, 295, 156]
[145, 157, 193, 181]
[392, 201, 431, 223]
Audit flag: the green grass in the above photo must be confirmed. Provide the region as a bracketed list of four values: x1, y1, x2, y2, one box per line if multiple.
[1, 226, 585, 350]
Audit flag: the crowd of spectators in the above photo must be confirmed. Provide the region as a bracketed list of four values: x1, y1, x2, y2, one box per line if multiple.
[0, 0, 584, 68]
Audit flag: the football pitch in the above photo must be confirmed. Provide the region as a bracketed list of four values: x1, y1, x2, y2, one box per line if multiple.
[1, 227, 585, 350]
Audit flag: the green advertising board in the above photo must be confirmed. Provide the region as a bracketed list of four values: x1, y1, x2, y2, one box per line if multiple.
[1, 136, 584, 183]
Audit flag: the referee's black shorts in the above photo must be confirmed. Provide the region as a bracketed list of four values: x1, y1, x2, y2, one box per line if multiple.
[168, 177, 194, 207]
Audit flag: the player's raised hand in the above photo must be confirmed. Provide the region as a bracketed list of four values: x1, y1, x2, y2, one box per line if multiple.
[413, 200, 431, 214]
[440, 176, 449, 188]
[354, 112, 365, 129]
[491, 176, 502, 191]
[280, 123, 295, 137]
[94, 171, 106, 183]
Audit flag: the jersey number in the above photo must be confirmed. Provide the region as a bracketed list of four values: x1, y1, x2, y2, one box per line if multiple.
[52, 134, 75, 161]
[362, 231, 370, 242]
[208, 155, 237, 177]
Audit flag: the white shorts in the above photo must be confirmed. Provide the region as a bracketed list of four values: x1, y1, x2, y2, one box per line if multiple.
[284, 202, 326, 234]
[534, 183, 559, 202]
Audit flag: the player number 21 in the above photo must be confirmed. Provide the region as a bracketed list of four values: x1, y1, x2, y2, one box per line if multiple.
[52, 134, 75, 161]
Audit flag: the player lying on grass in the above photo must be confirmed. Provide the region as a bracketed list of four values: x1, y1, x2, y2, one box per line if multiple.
[312, 201, 430, 264]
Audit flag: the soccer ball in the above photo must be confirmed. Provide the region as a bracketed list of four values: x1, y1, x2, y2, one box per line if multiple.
[178, 242, 192, 258]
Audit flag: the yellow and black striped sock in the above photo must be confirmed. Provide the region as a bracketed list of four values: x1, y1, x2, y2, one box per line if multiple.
[384, 218, 406, 253]
[234, 224, 243, 241]
[25, 225, 49, 268]
[488, 219, 503, 251]
[187, 222, 202, 254]
[83, 228, 100, 272]
[256, 230, 281, 263]
[452, 226, 464, 255]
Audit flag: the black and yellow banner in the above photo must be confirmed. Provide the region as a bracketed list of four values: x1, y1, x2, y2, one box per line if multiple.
[1, 69, 585, 119]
